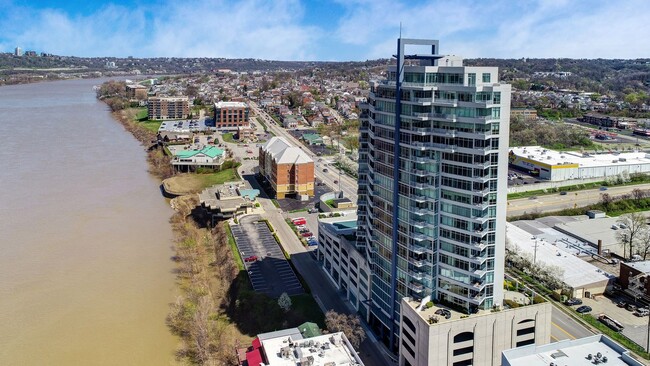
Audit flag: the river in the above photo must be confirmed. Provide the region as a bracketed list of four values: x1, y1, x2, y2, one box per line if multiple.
[0, 78, 177, 365]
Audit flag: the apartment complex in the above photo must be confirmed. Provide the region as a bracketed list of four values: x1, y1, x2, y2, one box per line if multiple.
[214, 101, 249, 129]
[356, 39, 512, 352]
[147, 96, 189, 120]
[259, 136, 314, 199]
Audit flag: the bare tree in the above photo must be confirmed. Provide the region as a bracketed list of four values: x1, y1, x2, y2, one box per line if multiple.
[637, 232, 650, 260]
[600, 193, 613, 209]
[616, 212, 648, 259]
[324, 311, 366, 349]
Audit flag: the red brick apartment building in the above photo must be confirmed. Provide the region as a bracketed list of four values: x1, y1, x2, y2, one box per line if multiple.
[259, 137, 314, 199]
[147, 96, 189, 120]
[214, 101, 249, 129]
[125, 84, 148, 100]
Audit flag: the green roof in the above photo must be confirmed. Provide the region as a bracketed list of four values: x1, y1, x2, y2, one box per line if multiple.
[298, 322, 321, 338]
[302, 133, 323, 142]
[175, 146, 224, 159]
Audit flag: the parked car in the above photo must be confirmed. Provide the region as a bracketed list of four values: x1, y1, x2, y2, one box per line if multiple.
[244, 255, 258, 263]
[308, 208, 319, 214]
[333, 180, 339, 184]
[301, 232, 313, 237]
[299, 228, 310, 233]
[292, 218, 307, 226]
[560, 191, 568, 195]
[565, 298, 583, 306]
[323, 168, 329, 172]
[627, 304, 637, 312]
[600, 186, 608, 191]
[617, 301, 627, 308]
[576, 305, 592, 314]
[635, 308, 650, 317]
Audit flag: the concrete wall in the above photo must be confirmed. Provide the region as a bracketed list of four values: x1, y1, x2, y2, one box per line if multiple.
[507, 176, 604, 194]
[399, 300, 552, 366]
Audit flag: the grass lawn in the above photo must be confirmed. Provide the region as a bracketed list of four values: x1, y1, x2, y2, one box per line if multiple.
[135, 108, 148, 121]
[222, 133, 235, 143]
[162, 169, 240, 195]
[225, 224, 244, 271]
[140, 120, 162, 133]
[291, 294, 326, 328]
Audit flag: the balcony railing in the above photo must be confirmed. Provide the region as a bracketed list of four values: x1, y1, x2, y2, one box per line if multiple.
[409, 282, 425, 293]
[409, 258, 427, 267]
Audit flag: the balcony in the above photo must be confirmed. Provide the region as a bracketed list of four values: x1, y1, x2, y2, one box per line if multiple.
[408, 282, 425, 293]
[413, 208, 429, 216]
[411, 243, 432, 254]
[412, 233, 428, 242]
[432, 98, 458, 107]
[468, 254, 488, 264]
[474, 161, 491, 169]
[409, 258, 427, 267]
[412, 194, 428, 202]
[413, 156, 436, 164]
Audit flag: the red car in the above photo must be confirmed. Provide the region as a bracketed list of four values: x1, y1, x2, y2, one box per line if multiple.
[301, 232, 313, 237]
[244, 255, 258, 262]
[292, 218, 307, 226]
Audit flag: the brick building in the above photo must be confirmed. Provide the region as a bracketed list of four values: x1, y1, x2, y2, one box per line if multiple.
[147, 96, 189, 120]
[619, 261, 650, 302]
[126, 84, 148, 100]
[214, 101, 249, 129]
[259, 136, 314, 199]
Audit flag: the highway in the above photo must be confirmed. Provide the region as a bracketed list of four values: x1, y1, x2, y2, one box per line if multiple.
[507, 183, 650, 217]
[550, 305, 594, 342]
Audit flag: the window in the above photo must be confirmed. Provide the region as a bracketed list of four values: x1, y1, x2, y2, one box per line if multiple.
[454, 331, 474, 343]
[467, 73, 476, 86]
[453, 345, 474, 356]
[482, 73, 491, 83]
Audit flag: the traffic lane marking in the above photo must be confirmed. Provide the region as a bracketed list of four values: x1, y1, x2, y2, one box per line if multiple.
[552, 321, 576, 340]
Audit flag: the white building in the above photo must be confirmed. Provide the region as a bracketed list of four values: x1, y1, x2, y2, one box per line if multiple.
[244, 328, 365, 366]
[507, 222, 615, 298]
[400, 297, 552, 366]
[502, 334, 644, 366]
[14, 47, 23, 56]
[509, 146, 650, 181]
[317, 213, 372, 322]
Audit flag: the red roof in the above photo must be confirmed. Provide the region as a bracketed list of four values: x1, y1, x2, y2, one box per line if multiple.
[246, 349, 263, 366]
[252, 337, 262, 349]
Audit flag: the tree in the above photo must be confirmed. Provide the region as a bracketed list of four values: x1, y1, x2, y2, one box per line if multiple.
[277, 292, 292, 313]
[616, 212, 649, 259]
[600, 193, 613, 209]
[632, 188, 646, 201]
[324, 310, 366, 349]
[637, 232, 650, 260]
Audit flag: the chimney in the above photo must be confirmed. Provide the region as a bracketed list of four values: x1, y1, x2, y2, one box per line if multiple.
[597, 239, 603, 255]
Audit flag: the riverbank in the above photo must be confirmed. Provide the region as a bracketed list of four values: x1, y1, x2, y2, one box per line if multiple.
[107, 102, 253, 363]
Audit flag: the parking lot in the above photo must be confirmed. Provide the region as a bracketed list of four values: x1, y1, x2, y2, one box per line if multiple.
[230, 215, 303, 297]
[570, 294, 650, 346]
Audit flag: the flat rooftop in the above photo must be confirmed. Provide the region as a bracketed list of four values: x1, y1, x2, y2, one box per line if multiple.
[553, 216, 628, 257]
[625, 260, 650, 273]
[502, 334, 644, 366]
[511, 146, 650, 168]
[507, 223, 615, 289]
[261, 332, 364, 366]
[215, 101, 247, 108]
[319, 212, 358, 234]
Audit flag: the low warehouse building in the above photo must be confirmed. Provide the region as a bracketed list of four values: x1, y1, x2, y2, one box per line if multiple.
[509, 146, 650, 181]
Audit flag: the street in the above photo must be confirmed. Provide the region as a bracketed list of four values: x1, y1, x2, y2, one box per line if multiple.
[507, 183, 650, 217]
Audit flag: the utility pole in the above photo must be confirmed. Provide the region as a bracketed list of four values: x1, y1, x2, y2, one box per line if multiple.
[533, 239, 539, 265]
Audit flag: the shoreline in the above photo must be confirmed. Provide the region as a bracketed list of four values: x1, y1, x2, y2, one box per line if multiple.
[105, 102, 246, 364]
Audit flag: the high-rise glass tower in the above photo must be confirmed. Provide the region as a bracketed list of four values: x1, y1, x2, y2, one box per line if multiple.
[356, 39, 511, 350]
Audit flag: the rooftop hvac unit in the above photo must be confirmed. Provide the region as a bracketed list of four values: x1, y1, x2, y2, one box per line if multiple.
[281, 346, 292, 359]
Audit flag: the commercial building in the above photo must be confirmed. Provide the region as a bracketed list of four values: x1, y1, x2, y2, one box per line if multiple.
[170, 145, 224, 171]
[401, 297, 551, 366]
[259, 137, 314, 199]
[126, 84, 148, 100]
[239, 328, 364, 366]
[356, 38, 512, 352]
[619, 261, 650, 303]
[509, 146, 650, 181]
[316, 213, 372, 321]
[14, 47, 23, 56]
[198, 181, 258, 222]
[214, 101, 249, 129]
[580, 113, 623, 128]
[507, 222, 615, 298]
[501, 334, 644, 366]
[148, 96, 190, 120]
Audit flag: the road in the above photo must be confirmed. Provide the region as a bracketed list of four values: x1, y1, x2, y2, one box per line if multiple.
[238, 171, 392, 366]
[507, 183, 650, 217]
[550, 305, 594, 342]
[250, 102, 359, 202]
[246, 106, 602, 355]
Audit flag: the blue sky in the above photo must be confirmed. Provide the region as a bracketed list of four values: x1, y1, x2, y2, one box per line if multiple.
[1, 0, 649, 60]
